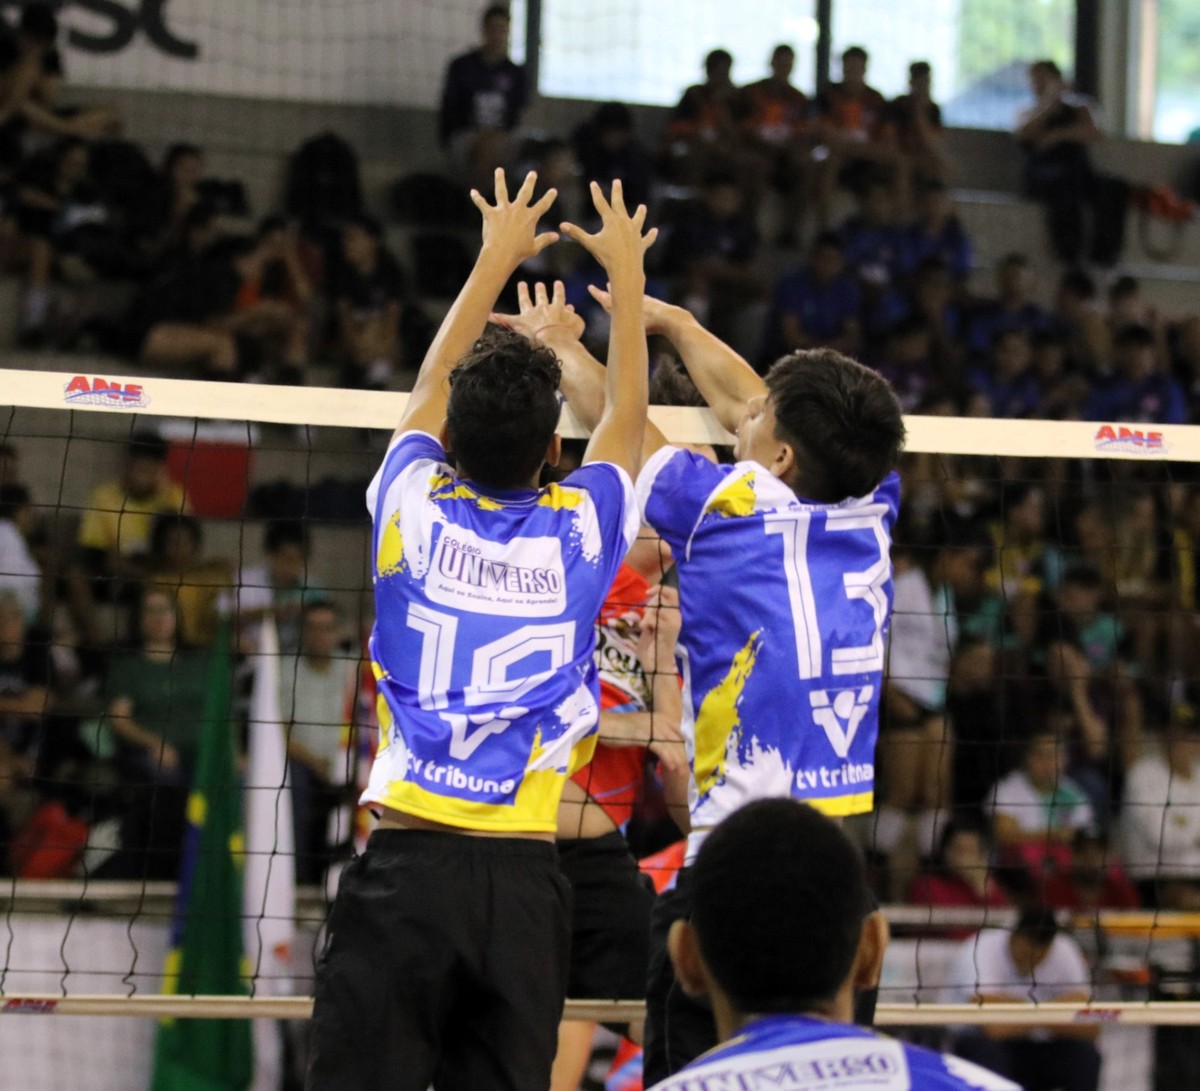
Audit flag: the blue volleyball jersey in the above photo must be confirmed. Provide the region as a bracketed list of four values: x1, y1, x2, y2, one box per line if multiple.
[363, 431, 639, 832]
[638, 447, 900, 859]
[648, 1015, 1021, 1091]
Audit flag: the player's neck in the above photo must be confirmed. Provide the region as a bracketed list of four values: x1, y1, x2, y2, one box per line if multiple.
[723, 991, 853, 1040]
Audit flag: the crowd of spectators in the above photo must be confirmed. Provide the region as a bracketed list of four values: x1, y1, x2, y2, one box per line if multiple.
[1, 0, 1200, 995]
[0, 431, 360, 884]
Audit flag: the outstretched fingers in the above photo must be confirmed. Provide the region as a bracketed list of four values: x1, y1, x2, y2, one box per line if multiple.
[517, 281, 533, 312]
[534, 281, 550, 308]
[588, 179, 612, 220]
[493, 167, 510, 205]
[514, 169, 538, 206]
[552, 280, 568, 307]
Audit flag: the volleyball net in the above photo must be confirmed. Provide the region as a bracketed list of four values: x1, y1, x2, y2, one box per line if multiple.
[2, 366, 1200, 1091]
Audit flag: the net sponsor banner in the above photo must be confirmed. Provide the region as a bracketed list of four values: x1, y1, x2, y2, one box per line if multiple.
[22, 0, 482, 107]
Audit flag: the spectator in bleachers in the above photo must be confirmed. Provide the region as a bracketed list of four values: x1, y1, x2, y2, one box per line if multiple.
[77, 432, 188, 598]
[986, 729, 1096, 882]
[661, 171, 764, 344]
[0, 484, 40, 623]
[907, 822, 1011, 928]
[330, 214, 408, 389]
[14, 136, 104, 344]
[438, 4, 527, 192]
[838, 174, 904, 295]
[813, 46, 896, 226]
[761, 230, 860, 363]
[1016, 59, 1126, 267]
[1052, 267, 1109, 374]
[966, 252, 1053, 359]
[969, 329, 1040, 419]
[280, 600, 356, 885]
[663, 48, 742, 187]
[907, 256, 966, 374]
[898, 177, 971, 285]
[104, 586, 208, 880]
[131, 229, 313, 381]
[0, 3, 119, 150]
[889, 61, 948, 192]
[572, 102, 652, 212]
[1041, 827, 1139, 912]
[142, 143, 206, 256]
[737, 43, 813, 247]
[871, 314, 938, 412]
[947, 908, 1100, 1091]
[225, 519, 312, 656]
[1085, 323, 1187, 424]
[1123, 709, 1200, 909]
[144, 514, 232, 650]
[875, 520, 988, 872]
[0, 589, 48, 782]
[1030, 329, 1089, 419]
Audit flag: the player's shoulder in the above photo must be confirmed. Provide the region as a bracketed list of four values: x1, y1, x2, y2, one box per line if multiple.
[903, 1041, 1023, 1090]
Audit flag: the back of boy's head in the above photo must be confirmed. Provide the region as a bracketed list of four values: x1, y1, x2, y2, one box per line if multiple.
[446, 326, 562, 489]
[765, 349, 905, 502]
[265, 518, 307, 556]
[690, 799, 873, 1014]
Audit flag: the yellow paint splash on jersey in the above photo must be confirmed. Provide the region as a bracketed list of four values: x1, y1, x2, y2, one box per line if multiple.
[538, 483, 585, 511]
[376, 513, 406, 577]
[430, 474, 503, 511]
[705, 472, 756, 518]
[693, 631, 762, 798]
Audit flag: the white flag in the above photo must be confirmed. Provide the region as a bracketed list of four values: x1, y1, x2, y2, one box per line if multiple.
[244, 617, 295, 1091]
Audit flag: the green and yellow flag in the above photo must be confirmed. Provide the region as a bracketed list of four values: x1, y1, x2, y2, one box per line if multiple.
[151, 625, 253, 1091]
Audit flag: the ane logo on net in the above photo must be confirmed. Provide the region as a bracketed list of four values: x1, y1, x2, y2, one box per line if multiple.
[1093, 424, 1168, 455]
[63, 375, 150, 409]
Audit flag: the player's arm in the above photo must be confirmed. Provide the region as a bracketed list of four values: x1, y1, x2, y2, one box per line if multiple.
[492, 279, 669, 461]
[588, 287, 766, 437]
[394, 168, 559, 440]
[639, 585, 690, 831]
[559, 180, 657, 475]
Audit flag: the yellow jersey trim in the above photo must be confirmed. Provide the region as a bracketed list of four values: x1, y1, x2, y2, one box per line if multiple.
[808, 791, 874, 817]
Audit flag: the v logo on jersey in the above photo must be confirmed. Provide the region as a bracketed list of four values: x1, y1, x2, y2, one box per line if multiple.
[809, 686, 874, 759]
[445, 707, 528, 760]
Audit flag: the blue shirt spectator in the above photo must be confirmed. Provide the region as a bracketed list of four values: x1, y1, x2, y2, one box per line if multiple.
[762, 231, 861, 363]
[966, 253, 1053, 357]
[898, 179, 972, 282]
[970, 329, 1041, 418]
[1084, 324, 1187, 424]
[838, 178, 904, 288]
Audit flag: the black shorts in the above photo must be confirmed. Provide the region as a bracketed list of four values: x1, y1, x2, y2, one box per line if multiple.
[557, 831, 654, 1001]
[306, 829, 571, 1091]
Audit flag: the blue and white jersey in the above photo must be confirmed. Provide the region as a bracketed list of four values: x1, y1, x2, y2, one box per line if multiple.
[364, 432, 639, 832]
[638, 447, 900, 860]
[648, 1015, 1021, 1091]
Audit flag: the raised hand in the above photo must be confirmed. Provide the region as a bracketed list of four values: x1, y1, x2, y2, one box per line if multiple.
[587, 283, 679, 336]
[491, 279, 585, 346]
[560, 179, 657, 275]
[470, 168, 560, 267]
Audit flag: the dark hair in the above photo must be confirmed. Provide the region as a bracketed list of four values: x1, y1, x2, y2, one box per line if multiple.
[446, 326, 562, 488]
[594, 101, 633, 133]
[0, 484, 30, 521]
[705, 48, 733, 73]
[481, 4, 510, 25]
[1108, 275, 1139, 303]
[812, 229, 843, 252]
[992, 326, 1030, 350]
[265, 518, 308, 555]
[1062, 563, 1103, 591]
[1059, 267, 1096, 300]
[1031, 59, 1063, 80]
[914, 254, 949, 279]
[887, 314, 930, 342]
[1013, 906, 1059, 947]
[257, 214, 288, 238]
[302, 596, 337, 619]
[151, 513, 202, 558]
[1031, 328, 1066, 350]
[128, 432, 169, 463]
[909, 60, 931, 78]
[19, 2, 58, 43]
[764, 349, 905, 501]
[999, 251, 1029, 270]
[933, 516, 991, 555]
[164, 142, 202, 174]
[344, 212, 384, 239]
[702, 169, 739, 191]
[1115, 323, 1155, 349]
[772, 43, 795, 60]
[938, 818, 990, 863]
[650, 355, 705, 407]
[690, 800, 872, 1014]
[842, 45, 868, 63]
